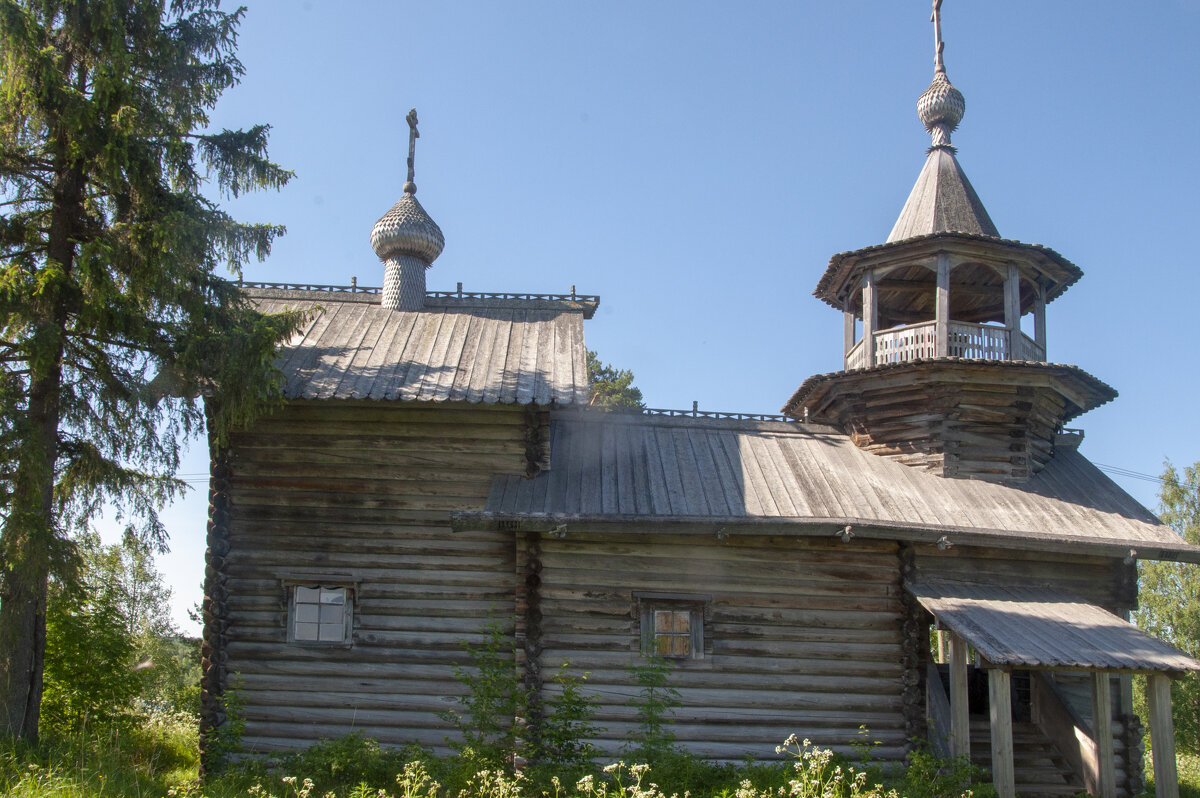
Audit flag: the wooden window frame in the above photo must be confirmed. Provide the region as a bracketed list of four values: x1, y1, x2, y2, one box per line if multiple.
[283, 578, 357, 648]
[633, 592, 711, 661]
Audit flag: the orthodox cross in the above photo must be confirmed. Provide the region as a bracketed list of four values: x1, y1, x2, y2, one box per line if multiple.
[931, 0, 946, 74]
[406, 108, 420, 185]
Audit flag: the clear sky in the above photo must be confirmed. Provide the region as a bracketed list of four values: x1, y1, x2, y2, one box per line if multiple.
[120, 1, 1200, 633]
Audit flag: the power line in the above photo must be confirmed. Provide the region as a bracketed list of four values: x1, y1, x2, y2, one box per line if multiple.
[1093, 463, 1164, 484]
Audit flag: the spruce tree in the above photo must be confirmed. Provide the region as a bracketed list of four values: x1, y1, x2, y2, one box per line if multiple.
[0, 0, 302, 739]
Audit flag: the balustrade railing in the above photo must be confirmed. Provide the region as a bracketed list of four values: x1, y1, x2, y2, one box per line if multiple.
[843, 321, 1046, 369]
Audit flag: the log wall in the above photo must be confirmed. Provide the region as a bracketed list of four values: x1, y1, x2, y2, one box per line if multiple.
[212, 401, 531, 753]
[527, 531, 909, 761]
[909, 543, 1135, 611]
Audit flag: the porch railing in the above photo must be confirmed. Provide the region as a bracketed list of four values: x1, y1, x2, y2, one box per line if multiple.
[844, 321, 1046, 369]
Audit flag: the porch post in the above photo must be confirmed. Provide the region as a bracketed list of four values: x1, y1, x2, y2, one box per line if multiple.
[863, 271, 877, 366]
[1033, 283, 1047, 359]
[843, 300, 856, 367]
[948, 633, 970, 760]
[1147, 674, 1179, 798]
[1091, 672, 1116, 798]
[935, 253, 950, 357]
[988, 668, 1015, 798]
[1003, 263, 1020, 360]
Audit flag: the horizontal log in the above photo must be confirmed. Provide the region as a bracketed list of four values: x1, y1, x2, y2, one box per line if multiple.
[227, 578, 515, 603]
[260, 401, 528, 426]
[225, 565, 515, 588]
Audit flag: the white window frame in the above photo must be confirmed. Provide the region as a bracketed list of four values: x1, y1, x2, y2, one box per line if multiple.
[284, 580, 356, 647]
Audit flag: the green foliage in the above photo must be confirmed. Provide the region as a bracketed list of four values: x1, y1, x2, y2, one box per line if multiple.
[623, 656, 681, 764]
[40, 553, 140, 734]
[203, 675, 246, 773]
[0, 0, 305, 738]
[886, 743, 996, 798]
[1135, 461, 1200, 754]
[440, 623, 526, 769]
[586, 351, 644, 408]
[531, 664, 600, 769]
[39, 532, 198, 737]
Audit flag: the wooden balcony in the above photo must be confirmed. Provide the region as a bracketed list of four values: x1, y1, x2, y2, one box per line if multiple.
[845, 320, 1046, 370]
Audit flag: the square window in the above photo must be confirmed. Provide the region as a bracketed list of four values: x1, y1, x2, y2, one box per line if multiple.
[288, 583, 352, 645]
[635, 593, 709, 660]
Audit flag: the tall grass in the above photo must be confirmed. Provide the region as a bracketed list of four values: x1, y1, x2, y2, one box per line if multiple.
[3, 718, 1198, 797]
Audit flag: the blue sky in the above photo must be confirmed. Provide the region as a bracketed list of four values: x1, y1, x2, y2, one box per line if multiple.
[127, 1, 1200, 632]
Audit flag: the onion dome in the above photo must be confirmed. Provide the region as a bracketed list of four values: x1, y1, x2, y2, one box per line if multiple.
[370, 185, 445, 264]
[917, 71, 965, 149]
[372, 109, 444, 311]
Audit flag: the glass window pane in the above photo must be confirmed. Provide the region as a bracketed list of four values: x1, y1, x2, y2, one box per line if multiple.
[295, 603, 320, 623]
[672, 612, 690, 635]
[318, 622, 344, 642]
[295, 586, 320, 604]
[319, 604, 343, 624]
[294, 622, 320, 641]
[654, 635, 671, 656]
[320, 587, 345, 605]
[670, 635, 690, 657]
[654, 610, 672, 633]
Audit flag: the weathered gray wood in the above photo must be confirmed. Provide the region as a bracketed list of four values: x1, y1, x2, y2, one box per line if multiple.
[1031, 671, 1094, 791]
[863, 271, 877, 364]
[988, 668, 1015, 798]
[935, 253, 950, 357]
[948, 632, 970, 759]
[1147, 674, 1179, 798]
[1091, 671, 1116, 798]
[925, 662, 952, 757]
[843, 310, 856, 363]
[1033, 283, 1046, 354]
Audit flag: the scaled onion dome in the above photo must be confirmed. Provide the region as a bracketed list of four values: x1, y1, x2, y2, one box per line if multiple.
[370, 181, 445, 265]
[917, 69, 965, 149]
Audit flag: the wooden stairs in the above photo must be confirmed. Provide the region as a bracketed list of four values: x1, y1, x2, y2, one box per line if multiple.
[969, 718, 1086, 797]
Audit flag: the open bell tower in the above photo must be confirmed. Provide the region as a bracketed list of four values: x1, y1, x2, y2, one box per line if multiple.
[783, 2, 1116, 482]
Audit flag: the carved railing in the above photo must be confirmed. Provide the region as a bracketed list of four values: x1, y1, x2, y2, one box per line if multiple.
[843, 321, 1046, 369]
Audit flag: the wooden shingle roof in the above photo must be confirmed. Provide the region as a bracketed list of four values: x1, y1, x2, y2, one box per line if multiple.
[249, 287, 592, 405]
[470, 411, 1200, 563]
[887, 147, 998, 242]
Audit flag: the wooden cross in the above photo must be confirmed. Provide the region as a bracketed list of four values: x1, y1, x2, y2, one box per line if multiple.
[406, 108, 419, 185]
[931, 0, 946, 74]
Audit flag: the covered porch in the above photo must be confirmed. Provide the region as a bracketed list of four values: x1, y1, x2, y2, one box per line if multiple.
[909, 581, 1199, 798]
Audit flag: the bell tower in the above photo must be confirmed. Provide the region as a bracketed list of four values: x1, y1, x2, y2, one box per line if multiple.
[783, 2, 1116, 482]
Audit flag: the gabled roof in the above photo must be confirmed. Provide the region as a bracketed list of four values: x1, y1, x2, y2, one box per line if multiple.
[887, 147, 998, 242]
[248, 286, 592, 405]
[467, 411, 1200, 563]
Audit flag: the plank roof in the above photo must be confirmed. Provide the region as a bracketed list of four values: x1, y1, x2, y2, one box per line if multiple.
[473, 411, 1200, 563]
[248, 287, 591, 405]
[907, 581, 1200, 674]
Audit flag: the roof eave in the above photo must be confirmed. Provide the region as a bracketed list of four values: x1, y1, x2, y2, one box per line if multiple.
[450, 511, 1200, 565]
[812, 232, 1083, 312]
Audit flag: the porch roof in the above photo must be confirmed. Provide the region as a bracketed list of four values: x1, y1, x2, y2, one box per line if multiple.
[907, 581, 1200, 675]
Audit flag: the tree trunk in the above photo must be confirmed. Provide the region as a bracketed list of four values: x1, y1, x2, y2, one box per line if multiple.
[0, 362, 62, 740]
[0, 143, 79, 740]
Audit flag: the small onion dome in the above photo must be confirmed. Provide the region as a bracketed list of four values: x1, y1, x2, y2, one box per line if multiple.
[917, 71, 965, 148]
[370, 184, 445, 265]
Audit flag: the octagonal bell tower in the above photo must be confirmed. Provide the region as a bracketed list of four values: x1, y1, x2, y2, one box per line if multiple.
[783, 3, 1116, 482]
